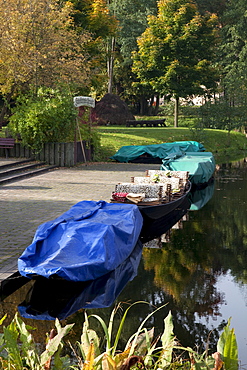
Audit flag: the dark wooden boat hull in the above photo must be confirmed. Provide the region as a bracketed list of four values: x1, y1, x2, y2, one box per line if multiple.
[137, 181, 191, 220]
[140, 197, 191, 243]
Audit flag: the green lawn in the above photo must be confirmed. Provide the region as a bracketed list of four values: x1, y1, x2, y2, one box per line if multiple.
[96, 126, 247, 164]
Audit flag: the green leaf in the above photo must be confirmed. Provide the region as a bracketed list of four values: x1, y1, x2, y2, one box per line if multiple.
[159, 310, 175, 367]
[80, 313, 100, 361]
[88, 314, 111, 354]
[0, 314, 7, 326]
[128, 303, 168, 357]
[130, 327, 154, 356]
[14, 314, 42, 368]
[3, 326, 23, 369]
[217, 318, 238, 370]
[40, 320, 74, 366]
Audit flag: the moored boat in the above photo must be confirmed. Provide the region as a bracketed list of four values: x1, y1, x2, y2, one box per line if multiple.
[140, 196, 191, 243]
[110, 140, 215, 187]
[111, 170, 191, 220]
[160, 151, 216, 187]
[18, 200, 143, 282]
[110, 141, 205, 163]
[18, 240, 143, 320]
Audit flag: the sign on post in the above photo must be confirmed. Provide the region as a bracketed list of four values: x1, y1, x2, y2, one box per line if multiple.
[73, 96, 95, 108]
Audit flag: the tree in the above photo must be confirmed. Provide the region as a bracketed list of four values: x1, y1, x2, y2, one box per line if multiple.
[106, 0, 157, 105]
[0, 0, 92, 127]
[199, 0, 247, 134]
[68, 0, 118, 95]
[110, 0, 158, 65]
[219, 0, 247, 98]
[132, 0, 219, 126]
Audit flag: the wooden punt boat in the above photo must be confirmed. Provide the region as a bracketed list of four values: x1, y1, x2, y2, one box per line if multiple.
[161, 151, 216, 187]
[18, 240, 143, 320]
[18, 200, 143, 282]
[140, 196, 191, 243]
[111, 170, 191, 220]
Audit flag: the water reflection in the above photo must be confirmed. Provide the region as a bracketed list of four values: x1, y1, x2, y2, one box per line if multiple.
[189, 180, 215, 211]
[140, 197, 191, 243]
[0, 161, 246, 363]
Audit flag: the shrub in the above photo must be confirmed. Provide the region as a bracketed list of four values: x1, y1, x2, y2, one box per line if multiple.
[8, 87, 77, 153]
[197, 99, 247, 132]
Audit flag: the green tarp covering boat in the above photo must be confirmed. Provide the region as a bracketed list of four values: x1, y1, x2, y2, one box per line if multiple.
[161, 152, 216, 185]
[110, 141, 205, 163]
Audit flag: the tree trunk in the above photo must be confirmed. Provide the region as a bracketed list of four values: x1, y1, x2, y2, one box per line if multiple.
[0, 104, 8, 130]
[140, 97, 148, 115]
[148, 96, 154, 115]
[0, 88, 15, 129]
[107, 37, 115, 94]
[174, 97, 179, 127]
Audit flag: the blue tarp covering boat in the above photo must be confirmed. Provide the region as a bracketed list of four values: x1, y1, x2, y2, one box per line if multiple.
[18, 240, 143, 320]
[161, 152, 216, 185]
[110, 141, 205, 163]
[18, 200, 143, 282]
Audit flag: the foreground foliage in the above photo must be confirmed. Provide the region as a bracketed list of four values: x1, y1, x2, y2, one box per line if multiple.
[0, 304, 239, 370]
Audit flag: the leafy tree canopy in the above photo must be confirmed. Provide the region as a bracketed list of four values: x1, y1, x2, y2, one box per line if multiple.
[0, 0, 92, 99]
[219, 0, 247, 95]
[68, 0, 117, 38]
[110, 0, 158, 64]
[132, 0, 219, 124]
[132, 0, 219, 99]
[195, 0, 227, 16]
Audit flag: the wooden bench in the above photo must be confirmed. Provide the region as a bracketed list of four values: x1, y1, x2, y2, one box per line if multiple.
[126, 119, 166, 127]
[0, 137, 15, 157]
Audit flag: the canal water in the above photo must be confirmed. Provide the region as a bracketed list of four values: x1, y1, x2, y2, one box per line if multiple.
[0, 160, 246, 366]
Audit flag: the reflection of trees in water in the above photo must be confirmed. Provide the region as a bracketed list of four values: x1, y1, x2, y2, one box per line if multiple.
[64, 164, 246, 353]
[114, 267, 225, 353]
[135, 164, 247, 352]
[172, 310, 227, 353]
[212, 167, 247, 284]
[142, 164, 247, 310]
[142, 239, 225, 318]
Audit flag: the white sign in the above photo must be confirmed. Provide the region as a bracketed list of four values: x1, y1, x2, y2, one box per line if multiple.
[73, 96, 95, 108]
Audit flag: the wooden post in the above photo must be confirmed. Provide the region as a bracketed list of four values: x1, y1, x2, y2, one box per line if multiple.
[158, 185, 163, 200]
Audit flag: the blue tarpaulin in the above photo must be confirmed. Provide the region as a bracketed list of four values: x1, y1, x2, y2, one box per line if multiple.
[18, 200, 143, 282]
[110, 141, 205, 163]
[18, 240, 143, 321]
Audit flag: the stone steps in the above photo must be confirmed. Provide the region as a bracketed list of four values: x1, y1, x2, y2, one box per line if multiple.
[0, 159, 57, 185]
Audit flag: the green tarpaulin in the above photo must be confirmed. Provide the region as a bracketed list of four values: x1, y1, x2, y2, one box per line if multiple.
[110, 141, 205, 163]
[161, 152, 216, 184]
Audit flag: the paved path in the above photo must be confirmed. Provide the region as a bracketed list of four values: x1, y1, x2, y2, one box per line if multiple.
[0, 158, 160, 281]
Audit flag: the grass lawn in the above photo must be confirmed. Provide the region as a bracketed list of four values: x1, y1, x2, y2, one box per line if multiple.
[96, 126, 247, 164]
